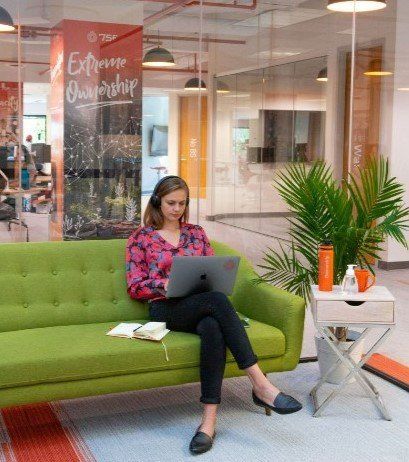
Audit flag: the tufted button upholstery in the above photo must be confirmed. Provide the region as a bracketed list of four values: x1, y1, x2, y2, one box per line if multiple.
[52, 270, 58, 275]
[0, 239, 149, 332]
[23, 302, 29, 308]
[82, 269, 87, 275]
[83, 300, 89, 306]
[22, 272, 27, 277]
[112, 298, 118, 304]
[53, 301, 59, 307]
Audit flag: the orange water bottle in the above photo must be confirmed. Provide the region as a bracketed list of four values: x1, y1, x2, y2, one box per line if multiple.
[318, 239, 334, 291]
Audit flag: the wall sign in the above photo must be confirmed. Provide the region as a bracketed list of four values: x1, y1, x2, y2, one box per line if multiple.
[50, 20, 142, 240]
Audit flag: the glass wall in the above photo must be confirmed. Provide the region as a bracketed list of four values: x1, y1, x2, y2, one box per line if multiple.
[0, 7, 23, 242]
[0, 0, 205, 242]
[213, 56, 326, 236]
[0, 0, 408, 266]
[141, 0, 206, 226]
[199, 0, 408, 257]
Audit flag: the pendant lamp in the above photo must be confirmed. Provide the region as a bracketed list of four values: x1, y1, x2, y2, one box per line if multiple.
[184, 77, 206, 91]
[216, 81, 230, 94]
[0, 6, 15, 32]
[316, 68, 328, 82]
[364, 58, 393, 76]
[184, 54, 206, 91]
[142, 46, 175, 68]
[327, 0, 387, 12]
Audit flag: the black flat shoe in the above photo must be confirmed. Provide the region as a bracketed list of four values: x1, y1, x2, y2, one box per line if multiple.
[252, 391, 302, 415]
[189, 427, 216, 455]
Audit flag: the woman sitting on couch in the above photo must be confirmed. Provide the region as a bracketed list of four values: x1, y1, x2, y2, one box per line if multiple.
[126, 176, 302, 455]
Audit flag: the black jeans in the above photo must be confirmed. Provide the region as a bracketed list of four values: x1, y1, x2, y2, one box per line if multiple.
[149, 291, 258, 404]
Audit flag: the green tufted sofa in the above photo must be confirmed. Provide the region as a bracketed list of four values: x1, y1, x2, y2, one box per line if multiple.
[0, 239, 305, 409]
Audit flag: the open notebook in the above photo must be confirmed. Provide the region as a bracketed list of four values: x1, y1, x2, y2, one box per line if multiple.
[106, 322, 169, 342]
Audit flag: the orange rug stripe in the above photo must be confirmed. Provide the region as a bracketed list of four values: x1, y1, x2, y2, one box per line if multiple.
[0, 444, 15, 462]
[1, 403, 87, 462]
[366, 354, 409, 386]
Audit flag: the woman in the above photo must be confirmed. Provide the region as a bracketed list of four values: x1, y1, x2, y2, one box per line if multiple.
[126, 176, 302, 455]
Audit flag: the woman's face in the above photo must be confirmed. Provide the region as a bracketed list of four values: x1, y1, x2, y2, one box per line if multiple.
[160, 188, 188, 224]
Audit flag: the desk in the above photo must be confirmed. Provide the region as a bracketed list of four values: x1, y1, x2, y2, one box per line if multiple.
[1, 188, 46, 242]
[2, 187, 45, 196]
[35, 175, 52, 185]
[309, 285, 395, 420]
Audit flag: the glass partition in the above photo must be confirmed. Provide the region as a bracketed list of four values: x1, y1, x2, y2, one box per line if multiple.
[213, 56, 327, 237]
[0, 6, 23, 242]
[137, 1, 207, 226]
[0, 0, 205, 242]
[0, 0, 407, 268]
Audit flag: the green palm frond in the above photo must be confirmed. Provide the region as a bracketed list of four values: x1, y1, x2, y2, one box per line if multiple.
[275, 161, 336, 248]
[376, 206, 409, 248]
[256, 241, 312, 301]
[256, 157, 409, 301]
[347, 157, 407, 225]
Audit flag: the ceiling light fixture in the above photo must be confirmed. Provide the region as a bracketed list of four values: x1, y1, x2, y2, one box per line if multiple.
[142, 46, 175, 68]
[0, 6, 15, 32]
[216, 81, 230, 94]
[327, 0, 387, 12]
[316, 67, 328, 82]
[184, 54, 206, 91]
[364, 58, 393, 76]
[223, 92, 250, 98]
[185, 77, 206, 91]
[364, 70, 393, 76]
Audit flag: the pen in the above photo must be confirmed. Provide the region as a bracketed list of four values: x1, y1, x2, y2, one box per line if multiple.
[133, 326, 143, 332]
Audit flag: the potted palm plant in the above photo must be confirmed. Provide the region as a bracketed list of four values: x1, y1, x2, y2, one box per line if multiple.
[257, 157, 409, 382]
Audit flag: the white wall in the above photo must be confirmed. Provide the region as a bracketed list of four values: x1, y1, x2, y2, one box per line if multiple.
[141, 96, 169, 194]
[168, 93, 180, 178]
[24, 100, 47, 115]
[385, 0, 409, 262]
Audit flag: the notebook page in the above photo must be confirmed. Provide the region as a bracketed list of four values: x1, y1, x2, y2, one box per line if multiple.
[106, 323, 143, 338]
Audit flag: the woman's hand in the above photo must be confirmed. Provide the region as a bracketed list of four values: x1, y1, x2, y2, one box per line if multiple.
[164, 279, 169, 291]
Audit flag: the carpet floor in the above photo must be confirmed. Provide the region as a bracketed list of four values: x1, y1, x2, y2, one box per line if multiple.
[1, 363, 408, 462]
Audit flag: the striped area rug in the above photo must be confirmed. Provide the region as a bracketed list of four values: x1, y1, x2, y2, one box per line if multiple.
[364, 354, 409, 389]
[0, 402, 95, 462]
[1, 362, 408, 462]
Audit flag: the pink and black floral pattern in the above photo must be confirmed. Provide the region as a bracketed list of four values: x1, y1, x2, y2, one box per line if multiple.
[126, 223, 214, 301]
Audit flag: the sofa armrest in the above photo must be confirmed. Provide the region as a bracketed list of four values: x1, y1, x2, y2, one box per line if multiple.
[232, 278, 306, 369]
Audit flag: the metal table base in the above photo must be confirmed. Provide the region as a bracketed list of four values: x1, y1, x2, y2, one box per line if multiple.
[310, 325, 394, 420]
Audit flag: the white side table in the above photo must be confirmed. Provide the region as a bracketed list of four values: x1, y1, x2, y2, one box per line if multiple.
[309, 284, 395, 420]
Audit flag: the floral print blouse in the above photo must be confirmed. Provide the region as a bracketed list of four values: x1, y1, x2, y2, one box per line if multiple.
[126, 222, 214, 301]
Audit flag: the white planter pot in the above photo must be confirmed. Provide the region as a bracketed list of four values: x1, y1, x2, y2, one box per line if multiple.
[315, 334, 365, 384]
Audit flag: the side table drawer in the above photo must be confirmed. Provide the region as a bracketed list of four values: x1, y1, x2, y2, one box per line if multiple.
[316, 300, 394, 324]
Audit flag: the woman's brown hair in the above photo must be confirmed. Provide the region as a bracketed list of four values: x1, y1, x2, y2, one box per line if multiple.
[143, 176, 190, 229]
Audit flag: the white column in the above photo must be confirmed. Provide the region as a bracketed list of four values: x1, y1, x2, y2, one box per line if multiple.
[384, 0, 409, 264]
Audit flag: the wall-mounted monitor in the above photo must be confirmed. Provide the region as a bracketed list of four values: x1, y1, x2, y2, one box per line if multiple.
[149, 125, 168, 156]
[249, 109, 324, 163]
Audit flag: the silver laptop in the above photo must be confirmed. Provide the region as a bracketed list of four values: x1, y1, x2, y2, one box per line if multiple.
[166, 256, 241, 298]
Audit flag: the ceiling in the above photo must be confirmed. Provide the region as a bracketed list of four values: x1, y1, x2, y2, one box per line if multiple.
[0, 0, 399, 93]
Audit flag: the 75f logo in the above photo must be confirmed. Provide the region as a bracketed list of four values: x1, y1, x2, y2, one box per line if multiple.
[99, 33, 118, 42]
[87, 31, 118, 43]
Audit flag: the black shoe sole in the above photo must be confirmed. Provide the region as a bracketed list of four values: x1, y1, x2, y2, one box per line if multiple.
[189, 446, 212, 455]
[252, 393, 302, 414]
[189, 431, 216, 455]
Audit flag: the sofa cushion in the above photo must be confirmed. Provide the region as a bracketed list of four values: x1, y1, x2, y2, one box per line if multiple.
[0, 315, 285, 389]
[0, 239, 149, 333]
